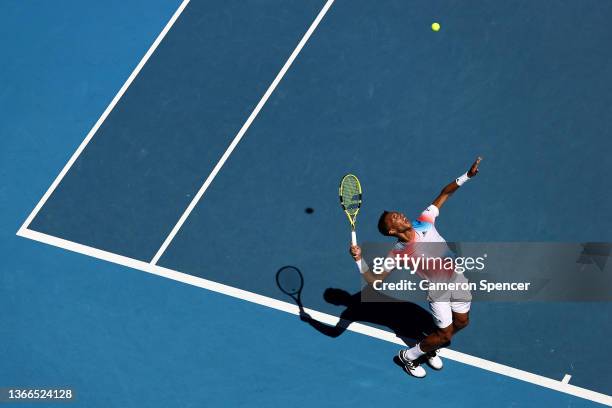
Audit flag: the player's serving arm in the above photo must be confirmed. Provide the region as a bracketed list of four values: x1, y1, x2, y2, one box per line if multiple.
[349, 157, 482, 378]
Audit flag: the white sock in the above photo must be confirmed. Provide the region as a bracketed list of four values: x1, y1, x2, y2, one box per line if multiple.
[404, 343, 426, 360]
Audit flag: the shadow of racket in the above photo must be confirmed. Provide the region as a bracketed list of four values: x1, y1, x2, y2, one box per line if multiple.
[275, 266, 304, 309]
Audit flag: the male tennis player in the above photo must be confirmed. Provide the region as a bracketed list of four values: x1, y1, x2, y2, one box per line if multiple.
[349, 157, 482, 378]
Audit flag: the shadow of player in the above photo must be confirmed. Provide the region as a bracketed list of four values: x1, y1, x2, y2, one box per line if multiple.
[298, 285, 436, 346]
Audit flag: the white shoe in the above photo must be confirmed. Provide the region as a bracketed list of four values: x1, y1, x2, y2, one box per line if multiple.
[398, 350, 426, 378]
[426, 349, 443, 370]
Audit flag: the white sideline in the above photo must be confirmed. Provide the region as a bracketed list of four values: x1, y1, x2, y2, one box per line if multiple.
[18, 0, 192, 233]
[16, 228, 612, 407]
[149, 0, 336, 265]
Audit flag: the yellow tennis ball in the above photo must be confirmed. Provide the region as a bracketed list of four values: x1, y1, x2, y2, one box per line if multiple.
[432, 22, 441, 32]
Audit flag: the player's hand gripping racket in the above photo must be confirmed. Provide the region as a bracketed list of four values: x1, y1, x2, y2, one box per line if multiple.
[339, 174, 362, 245]
[275, 266, 304, 307]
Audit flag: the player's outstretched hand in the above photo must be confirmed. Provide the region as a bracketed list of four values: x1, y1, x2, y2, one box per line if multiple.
[467, 156, 483, 178]
[299, 310, 312, 322]
[350, 244, 362, 261]
[297, 303, 312, 322]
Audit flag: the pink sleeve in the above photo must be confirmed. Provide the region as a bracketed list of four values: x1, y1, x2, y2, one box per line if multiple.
[417, 204, 439, 223]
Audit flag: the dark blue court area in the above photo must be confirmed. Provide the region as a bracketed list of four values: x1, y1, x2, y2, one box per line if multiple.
[3, 0, 612, 406]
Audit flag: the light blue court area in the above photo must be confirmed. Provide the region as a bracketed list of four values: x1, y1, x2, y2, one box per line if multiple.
[1, 250, 602, 407]
[4, 0, 612, 406]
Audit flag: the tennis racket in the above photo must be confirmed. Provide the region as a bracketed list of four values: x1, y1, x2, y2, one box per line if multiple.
[339, 174, 362, 246]
[275, 266, 304, 306]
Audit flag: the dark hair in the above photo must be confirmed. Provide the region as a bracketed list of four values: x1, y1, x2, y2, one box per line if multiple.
[378, 211, 391, 236]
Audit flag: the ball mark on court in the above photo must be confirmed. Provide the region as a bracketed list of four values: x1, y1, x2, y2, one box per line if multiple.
[305, 207, 314, 214]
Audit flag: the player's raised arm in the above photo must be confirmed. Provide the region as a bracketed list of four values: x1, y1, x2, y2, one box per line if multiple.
[432, 156, 482, 210]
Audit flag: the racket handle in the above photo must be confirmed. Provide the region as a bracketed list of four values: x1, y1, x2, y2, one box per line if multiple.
[351, 230, 357, 246]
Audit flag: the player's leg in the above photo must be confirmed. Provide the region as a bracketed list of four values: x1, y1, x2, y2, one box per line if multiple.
[420, 304, 470, 365]
[450, 301, 471, 333]
[418, 324, 453, 352]
[421, 301, 454, 350]
[420, 302, 455, 370]
[398, 302, 452, 376]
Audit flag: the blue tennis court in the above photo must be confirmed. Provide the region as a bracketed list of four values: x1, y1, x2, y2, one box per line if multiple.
[2, 0, 611, 406]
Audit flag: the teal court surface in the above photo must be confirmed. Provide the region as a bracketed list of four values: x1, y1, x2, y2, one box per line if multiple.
[2, 0, 612, 406]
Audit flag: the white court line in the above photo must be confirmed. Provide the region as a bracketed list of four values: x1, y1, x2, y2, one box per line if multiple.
[150, 0, 336, 265]
[16, 228, 612, 407]
[563, 374, 573, 384]
[18, 0, 192, 234]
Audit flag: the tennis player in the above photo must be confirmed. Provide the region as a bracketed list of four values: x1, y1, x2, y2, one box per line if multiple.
[349, 157, 482, 378]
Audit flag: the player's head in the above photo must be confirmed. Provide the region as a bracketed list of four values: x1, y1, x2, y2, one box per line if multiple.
[378, 211, 412, 237]
[324, 288, 354, 306]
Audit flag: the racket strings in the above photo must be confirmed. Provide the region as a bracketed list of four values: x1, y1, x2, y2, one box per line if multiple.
[276, 267, 303, 295]
[340, 175, 361, 216]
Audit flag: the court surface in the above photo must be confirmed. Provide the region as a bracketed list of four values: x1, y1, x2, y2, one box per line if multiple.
[3, 0, 612, 406]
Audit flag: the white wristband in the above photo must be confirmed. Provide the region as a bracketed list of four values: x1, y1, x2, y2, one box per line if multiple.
[356, 259, 370, 274]
[456, 172, 470, 186]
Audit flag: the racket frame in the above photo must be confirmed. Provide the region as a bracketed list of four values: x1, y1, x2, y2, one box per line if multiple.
[275, 266, 304, 306]
[339, 174, 362, 245]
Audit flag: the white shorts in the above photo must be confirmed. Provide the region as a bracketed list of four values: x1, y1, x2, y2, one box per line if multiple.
[429, 301, 471, 329]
